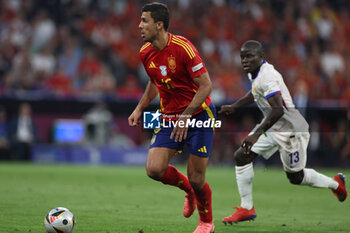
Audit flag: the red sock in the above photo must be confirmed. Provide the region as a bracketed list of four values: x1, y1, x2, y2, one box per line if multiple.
[159, 165, 193, 193]
[195, 182, 212, 222]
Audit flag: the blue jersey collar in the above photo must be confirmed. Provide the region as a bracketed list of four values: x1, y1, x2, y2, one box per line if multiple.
[250, 60, 266, 80]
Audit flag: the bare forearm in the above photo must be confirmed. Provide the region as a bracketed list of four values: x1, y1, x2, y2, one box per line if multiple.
[253, 94, 285, 136]
[182, 73, 212, 116]
[254, 109, 284, 136]
[232, 91, 254, 109]
[135, 81, 158, 111]
[182, 84, 211, 116]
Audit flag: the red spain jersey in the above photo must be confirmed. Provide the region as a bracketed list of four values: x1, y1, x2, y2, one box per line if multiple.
[139, 33, 211, 120]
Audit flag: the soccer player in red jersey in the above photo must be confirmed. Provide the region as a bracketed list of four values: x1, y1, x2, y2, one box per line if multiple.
[128, 2, 215, 233]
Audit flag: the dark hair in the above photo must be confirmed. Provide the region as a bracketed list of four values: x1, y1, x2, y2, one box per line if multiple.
[242, 40, 264, 55]
[142, 2, 169, 31]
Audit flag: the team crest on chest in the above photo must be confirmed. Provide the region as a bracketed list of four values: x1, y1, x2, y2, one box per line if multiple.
[159, 65, 167, 76]
[168, 56, 176, 73]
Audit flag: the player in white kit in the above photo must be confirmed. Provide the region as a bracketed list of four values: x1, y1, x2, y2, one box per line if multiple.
[219, 40, 347, 224]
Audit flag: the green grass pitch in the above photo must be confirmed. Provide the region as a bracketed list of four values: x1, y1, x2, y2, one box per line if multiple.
[0, 163, 349, 233]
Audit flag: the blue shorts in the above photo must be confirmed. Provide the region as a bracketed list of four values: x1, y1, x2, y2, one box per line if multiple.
[149, 103, 216, 157]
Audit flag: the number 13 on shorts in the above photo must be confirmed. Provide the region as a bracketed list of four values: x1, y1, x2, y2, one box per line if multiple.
[289, 151, 299, 165]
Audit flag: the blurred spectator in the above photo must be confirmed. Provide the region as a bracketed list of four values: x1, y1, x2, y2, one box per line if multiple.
[46, 68, 72, 96]
[82, 65, 116, 95]
[139, 131, 152, 149]
[77, 48, 102, 78]
[320, 42, 345, 78]
[0, 0, 349, 101]
[84, 101, 113, 146]
[108, 124, 135, 149]
[116, 74, 143, 100]
[0, 40, 15, 79]
[31, 44, 56, 76]
[11, 45, 32, 77]
[57, 36, 83, 78]
[0, 106, 10, 160]
[308, 120, 322, 166]
[75, 48, 103, 91]
[8, 103, 39, 160]
[6, 10, 31, 48]
[294, 79, 308, 117]
[31, 9, 56, 52]
[0, 0, 349, 166]
[312, 3, 336, 48]
[210, 79, 226, 104]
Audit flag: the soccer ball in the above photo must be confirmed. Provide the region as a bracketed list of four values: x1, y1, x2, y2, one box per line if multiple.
[44, 207, 76, 233]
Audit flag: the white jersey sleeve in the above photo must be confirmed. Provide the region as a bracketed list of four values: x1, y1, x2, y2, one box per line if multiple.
[261, 76, 280, 99]
[249, 61, 309, 135]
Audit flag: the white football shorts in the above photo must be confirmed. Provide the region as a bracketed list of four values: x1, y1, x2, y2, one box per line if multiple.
[250, 131, 310, 173]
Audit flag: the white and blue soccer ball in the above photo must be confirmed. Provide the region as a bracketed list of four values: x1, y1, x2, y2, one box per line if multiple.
[44, 207, 76, 233]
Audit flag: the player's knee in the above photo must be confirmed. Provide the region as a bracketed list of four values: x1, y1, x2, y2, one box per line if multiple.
[234, 149, 248, 166]
[286, 171, 304, 185]
[146, 166, 165, 180]
[188, 174, 205, 192]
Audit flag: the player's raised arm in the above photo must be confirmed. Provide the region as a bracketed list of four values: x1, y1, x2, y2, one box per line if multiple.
[170, 72, 212, 142]
[128, 80, 158, 126]
[219, 91, 254, 115]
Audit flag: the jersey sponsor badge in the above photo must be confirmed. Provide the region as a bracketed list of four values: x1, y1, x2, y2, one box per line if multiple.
[159, 65, 167, 76]
[168, 56, 176, 73]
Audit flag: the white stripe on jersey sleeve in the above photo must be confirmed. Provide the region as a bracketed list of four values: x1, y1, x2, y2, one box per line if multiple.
[192, 63, 203, 72]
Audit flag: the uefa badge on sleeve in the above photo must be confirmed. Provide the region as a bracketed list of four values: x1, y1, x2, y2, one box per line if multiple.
[143, 110, 161, 129]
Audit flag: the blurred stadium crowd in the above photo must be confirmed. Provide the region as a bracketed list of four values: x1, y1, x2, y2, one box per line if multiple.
[0, 0, 350, 101]
[0, 0, 349, 166]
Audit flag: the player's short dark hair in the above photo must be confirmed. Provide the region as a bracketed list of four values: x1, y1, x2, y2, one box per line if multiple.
[242, 40, 264, 55]
[142, 2, 169, 31]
